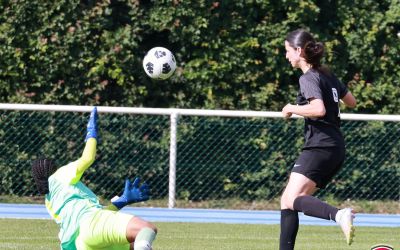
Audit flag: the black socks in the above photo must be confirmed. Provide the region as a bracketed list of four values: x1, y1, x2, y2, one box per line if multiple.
[280, 196, 339, 249]
[293, 195, 339, 221]
[280, 209, 299, 250]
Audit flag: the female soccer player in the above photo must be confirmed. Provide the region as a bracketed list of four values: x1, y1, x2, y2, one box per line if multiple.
[32, 107, 157, 250]
[279, 29, 357, 250]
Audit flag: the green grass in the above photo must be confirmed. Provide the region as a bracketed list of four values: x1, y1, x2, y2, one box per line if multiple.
[0, 218, 398, 250]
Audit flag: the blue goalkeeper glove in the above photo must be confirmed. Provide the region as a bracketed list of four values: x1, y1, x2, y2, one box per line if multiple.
[85, 107, 98, 141]
[111, 177, 150, 209]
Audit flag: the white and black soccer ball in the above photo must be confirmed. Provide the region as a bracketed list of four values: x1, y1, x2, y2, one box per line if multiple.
[142, 47, 177, 80]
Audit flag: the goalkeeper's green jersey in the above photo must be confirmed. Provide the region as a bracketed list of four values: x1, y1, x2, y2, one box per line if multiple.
[45, 161, 103, 250]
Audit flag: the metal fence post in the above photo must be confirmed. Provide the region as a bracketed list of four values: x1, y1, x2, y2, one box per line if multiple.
[168, 112, 179, 209]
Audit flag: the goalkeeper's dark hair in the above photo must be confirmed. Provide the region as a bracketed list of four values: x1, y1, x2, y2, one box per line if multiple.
[32, 158, 57, 195]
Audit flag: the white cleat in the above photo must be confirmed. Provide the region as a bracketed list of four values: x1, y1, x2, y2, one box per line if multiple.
[336, 208, 355, 245]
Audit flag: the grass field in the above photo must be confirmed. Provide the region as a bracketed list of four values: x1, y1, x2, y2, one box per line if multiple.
[0, 218, 398, 250]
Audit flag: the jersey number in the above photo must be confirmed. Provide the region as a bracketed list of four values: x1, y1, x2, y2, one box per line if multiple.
[332, 88, 339, 102]
[332, 88, 341, 117]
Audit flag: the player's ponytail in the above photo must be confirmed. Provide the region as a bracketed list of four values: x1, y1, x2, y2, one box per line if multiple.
[304, 41, 324, 68]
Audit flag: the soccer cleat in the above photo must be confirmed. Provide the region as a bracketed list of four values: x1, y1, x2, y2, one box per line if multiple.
[336, 208, 355, 245]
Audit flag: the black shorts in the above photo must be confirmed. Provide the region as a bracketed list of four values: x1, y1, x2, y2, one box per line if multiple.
[291, 147, 345, 188]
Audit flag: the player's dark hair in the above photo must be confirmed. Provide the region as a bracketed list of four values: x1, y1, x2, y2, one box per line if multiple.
[286, 29, 325, 69]
[32, 158, 57, 195]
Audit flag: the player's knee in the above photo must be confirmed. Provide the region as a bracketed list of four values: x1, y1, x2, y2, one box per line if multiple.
[126, 217, 157, 240]
[281, 198, 293, 210]
[142, 221, 158, 234]
[280, 193, 296, 210]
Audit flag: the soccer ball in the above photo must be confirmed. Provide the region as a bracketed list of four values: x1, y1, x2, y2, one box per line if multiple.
[142, 47, 176, 80]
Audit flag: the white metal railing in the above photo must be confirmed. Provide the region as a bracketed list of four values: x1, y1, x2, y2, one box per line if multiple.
[1, 103, 400, 120]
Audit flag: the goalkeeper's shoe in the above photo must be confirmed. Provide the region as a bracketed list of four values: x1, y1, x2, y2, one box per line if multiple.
[336, 208, 355, 245]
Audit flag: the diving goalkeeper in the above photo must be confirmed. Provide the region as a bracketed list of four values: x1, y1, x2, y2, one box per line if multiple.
[32, 107, 157, 250]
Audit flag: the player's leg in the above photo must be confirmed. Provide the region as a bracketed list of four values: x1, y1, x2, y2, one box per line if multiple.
[125, 216, 157, 250]
[287, 173, 355, 245]
[280, 172, 317, 250]
[289, 148, 343, 220]
[76, 209, 131, 250]
[283, 148, 354, 246]
[76, 210, 156, 250]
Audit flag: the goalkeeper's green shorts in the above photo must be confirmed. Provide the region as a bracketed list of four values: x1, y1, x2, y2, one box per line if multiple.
[75, 209, 133, 250]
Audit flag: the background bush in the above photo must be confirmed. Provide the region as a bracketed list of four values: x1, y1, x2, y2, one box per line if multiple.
[0, 0, 399, 113]
[0, 1, 399, 203]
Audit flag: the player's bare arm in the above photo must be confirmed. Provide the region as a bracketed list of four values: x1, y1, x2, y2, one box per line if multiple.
[282, 98, 326, 118]
[341, 92, 357, 108]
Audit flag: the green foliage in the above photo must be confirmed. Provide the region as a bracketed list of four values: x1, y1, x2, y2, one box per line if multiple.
[0, 1, 398, 112]
[0, 1, 147, 105]
[0, 1, 399, 203]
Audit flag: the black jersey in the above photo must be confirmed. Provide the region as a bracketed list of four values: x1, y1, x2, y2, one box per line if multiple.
[296, 68, 348, 148]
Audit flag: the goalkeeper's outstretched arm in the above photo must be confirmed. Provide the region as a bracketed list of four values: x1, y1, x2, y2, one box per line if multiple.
[70, 107, 98, 184]
[70, 138, 97, 184]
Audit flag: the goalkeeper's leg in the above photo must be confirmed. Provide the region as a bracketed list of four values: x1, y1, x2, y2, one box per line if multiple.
[76, 210, 157, 250]
[126, 216, 157, 250]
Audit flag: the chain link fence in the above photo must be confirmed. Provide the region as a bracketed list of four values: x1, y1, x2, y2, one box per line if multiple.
[0, 105, 399, 209]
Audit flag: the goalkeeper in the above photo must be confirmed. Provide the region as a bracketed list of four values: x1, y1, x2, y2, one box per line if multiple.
[32, 107, 157, 250]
